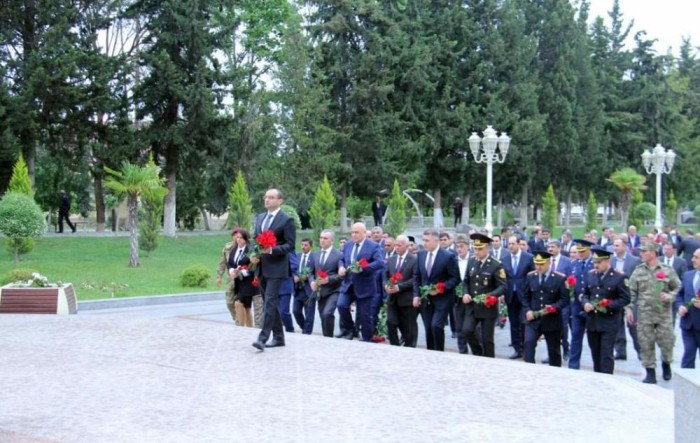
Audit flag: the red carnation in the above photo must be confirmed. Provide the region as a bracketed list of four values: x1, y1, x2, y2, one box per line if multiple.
[566, 275, 577, 287]
[655, 271, 666, 280]
[545, 305, 558, 314]
[358, 258, 369, 268]
[598, 298, 611, 307]
[252, 277, 259, 288]
[255, 230, 277, 249]
[238, 265, 248, 271]
[317, 270, 328, 279]
[436, 282, 446, 294]
[484, 295, 498, 308]
[391, 272, 403, 285]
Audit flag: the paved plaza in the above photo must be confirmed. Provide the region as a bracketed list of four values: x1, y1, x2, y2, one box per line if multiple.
[0, 295, 682, 442]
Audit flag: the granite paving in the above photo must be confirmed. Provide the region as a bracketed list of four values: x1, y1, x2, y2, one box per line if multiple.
[1, 299, 677, 443]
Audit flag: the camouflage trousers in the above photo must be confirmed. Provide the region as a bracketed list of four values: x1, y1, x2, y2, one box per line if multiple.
[638, 320, 674, 368]
[224, 281, 240, 325]
[253, 294, 264, 328]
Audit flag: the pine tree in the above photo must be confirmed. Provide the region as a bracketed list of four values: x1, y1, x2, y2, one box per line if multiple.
[665, 190, 678, 225]
[585, 191, 598, 232]
[227, 171, 253, 232]
[541, 184, 558, 232]
[309, 176, 337, 242]
[385, 179, 407, 238]
[8, 154, 33, 197]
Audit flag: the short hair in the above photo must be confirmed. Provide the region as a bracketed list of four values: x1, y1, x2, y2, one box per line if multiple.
[664, 241, 677, 249]
[439, 231, 451, 240]
[492, 234, 501, 241]
[687, 229, 695, 236]
[301, 237, 313, 246]
[423, 228, 440, 238]
[320, 229, 335, 240]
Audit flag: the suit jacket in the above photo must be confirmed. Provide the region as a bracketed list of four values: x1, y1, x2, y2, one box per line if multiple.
[385, 253, 417, 307]
[413, 247, 460, 310]
[281, 251, 298, 294]
[550, 254, 572, 276]
[491, 247, 507, 261]
[521, 271, 570, 332]
[610, 253, 641, 278]
[678, 237, 700, 263]
[503, 251, 534, 304]
[312, 248, 344, 299]
[294, 251, 316, 297]
[228, 244, 257, 298]
[253, 210, 296, 278]
[581, 268, 631, 332]
[571, 257, 594, 315]
[464, 255, 507, 318]
[662, 255, 688, 279]
[675, 270, 700, 331]
[340, 240, 385, 299]
[628, 234, 641, 253]
[528, 238, 545, 252]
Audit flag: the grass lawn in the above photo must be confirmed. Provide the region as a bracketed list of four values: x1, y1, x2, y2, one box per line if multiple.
[0, 235, 232, 301]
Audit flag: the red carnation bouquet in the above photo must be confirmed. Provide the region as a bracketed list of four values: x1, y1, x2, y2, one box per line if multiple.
[473, 294, 498, 308]
[349, 257, 369, 273]
[592, 297, 611, 313]
[531, 304, 558, 320]
[252, 277, 259, 288]
[307, 270, 328, 306]
[248, 230, 277, 263]
[565, 275, 577, 301]
[386, 272, 403, 290]
[655, 270, 672, 308]
[419, 282, 445, 301]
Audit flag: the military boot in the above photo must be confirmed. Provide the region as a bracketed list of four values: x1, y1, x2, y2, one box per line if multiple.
[661, 362, 672, 381]
[642, 368, 657, 384]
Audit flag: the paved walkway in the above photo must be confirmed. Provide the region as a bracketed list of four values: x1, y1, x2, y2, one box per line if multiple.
[0, 296, 681, 442]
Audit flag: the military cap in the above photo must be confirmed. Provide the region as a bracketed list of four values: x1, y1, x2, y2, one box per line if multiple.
[638, 241, 659, 253]
[407, 235, 416, 243]
[470, 232, 493, 249]
[591, 246, 613, 261]
[532, 250, 552, 265]
[573, 239, 595, 251]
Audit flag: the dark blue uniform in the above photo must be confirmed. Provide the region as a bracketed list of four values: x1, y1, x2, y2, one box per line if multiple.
[581, 267, 631, 374]
[568, 256, 593, 369]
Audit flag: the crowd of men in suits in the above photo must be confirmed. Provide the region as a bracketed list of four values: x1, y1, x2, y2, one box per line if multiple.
[222, 192, 700, 378]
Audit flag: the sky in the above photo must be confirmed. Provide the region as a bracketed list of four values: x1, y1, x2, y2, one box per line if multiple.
[586, 0, 700, 55]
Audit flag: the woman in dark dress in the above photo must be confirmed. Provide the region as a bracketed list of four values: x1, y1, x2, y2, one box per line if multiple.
[228, 228, 258, 327]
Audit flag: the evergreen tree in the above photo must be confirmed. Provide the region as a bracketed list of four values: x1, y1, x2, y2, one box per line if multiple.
[7, 154, 33, 196]
[585, 191, 598, 232]
[140, 156, 168, 257]
[385, 179, 407, 238]
[227, 171, 253, 231]
[308, 176, 337, 242]
[541, 184, 558, 232]
[665, 190, 678, 225]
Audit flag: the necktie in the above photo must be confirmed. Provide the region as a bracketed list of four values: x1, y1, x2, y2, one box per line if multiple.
[512, 254, 518, 291]
[694, 271, 700, 293]
[319, 250, 326, 267]
[301, 254, 307, 270]
[551, 258, 557, 272]
[352, 243, 360, 262]
[426, 252, 434, 275]
[262, 213, 273, 231]
[666, 257, 671, 266]
[539, 274, 544, 286]
[396, 255, 403, 272]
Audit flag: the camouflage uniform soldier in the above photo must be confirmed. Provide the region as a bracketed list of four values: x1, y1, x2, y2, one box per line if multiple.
[216, 231, 239, 324]
[627, 241, 681, 383]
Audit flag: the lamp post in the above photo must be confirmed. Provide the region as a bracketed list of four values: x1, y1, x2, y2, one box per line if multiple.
[468, 125, 511, 234]
[641, 143, 675, 230]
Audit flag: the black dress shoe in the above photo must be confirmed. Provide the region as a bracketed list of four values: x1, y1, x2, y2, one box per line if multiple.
[252, 341, 265, 351]
[508, 352, 523, 360]
[265, 340, 285, 348]
[615, 354, 627, 360]
[642, 368, 657, 384]
[563, 350, 570, 361]
[343, 332, 354, 340]
[541, 358, 549, 364]
[662, 362, 672, 381]
[334, 331, 347, 338]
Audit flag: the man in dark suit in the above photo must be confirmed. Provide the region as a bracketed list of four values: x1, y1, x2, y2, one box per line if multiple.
[611, 237, 642, 360]
[461, 233, 507, 358]
[522, 251, 570, 366]
[502, 235, 534, 359]
[678, 229, 700, 263]
[627, 225, 642, 255]
[582, 247, 631, 374]
[675, 249, 700, 368]
[337, 222, 385, 342]
[293, 238, 316, 334]
[569, 239, 595, 370]
[528, 229, 545, 252]
[384, 235, 418, 347]
[310, 229, 345, 338]
[491, 234, 507, 261]
[412, 228, 460, 351]
[661, 240, 687, 327]
[251, 188, 297, 351]
[548, 240, 572, 361]
[372, 196, 387, 226]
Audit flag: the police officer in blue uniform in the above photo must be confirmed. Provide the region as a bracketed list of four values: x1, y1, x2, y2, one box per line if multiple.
[568, 239, 594, 370]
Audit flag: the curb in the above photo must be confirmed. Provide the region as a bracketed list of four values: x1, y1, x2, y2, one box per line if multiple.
[78, 291, 224, 311]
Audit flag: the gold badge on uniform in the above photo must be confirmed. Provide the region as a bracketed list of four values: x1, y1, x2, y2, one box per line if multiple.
[499, 269, 506, 279]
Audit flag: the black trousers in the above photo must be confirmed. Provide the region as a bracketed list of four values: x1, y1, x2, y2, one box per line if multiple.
[257, 277, 284, 344]
[420, 302, 450, 351]
[317, 293, 339, 337]
[467, 317, 497, 357]
[387, 303, 418, 347]
[507, 298, 524, 353]
[524, 325, 562, 367]
[587, 329, 617, 374]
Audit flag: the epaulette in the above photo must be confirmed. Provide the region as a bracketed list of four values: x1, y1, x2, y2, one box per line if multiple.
[588, 269, 596, 273]
[613, 269, 625, 275]
[528, 270, 538, 275]
[553, 271, 566, 277]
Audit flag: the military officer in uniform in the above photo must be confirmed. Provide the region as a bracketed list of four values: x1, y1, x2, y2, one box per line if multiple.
[568, 239, 595, 370]
[522, 251, 570, 367]
[628, 241, 681, 383]
[216, 229, 239, 323]
[582, 246, 631, 374]
[461, 233, 507, 357]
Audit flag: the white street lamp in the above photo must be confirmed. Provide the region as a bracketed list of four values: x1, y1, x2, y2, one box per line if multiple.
[468, 125, 511, 234]
[641, 143, 675, 230]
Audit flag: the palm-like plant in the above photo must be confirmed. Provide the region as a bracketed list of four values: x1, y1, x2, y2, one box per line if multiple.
[104, 157, 167, 267]
[606, 168, 647, 229]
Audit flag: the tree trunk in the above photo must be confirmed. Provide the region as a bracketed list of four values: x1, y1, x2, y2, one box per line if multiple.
[433, 187, 443, 228]
[111, 208, 117, 232]
[520, 186, 528, 227]
[200, 207, 210, 230]
[163, 169, 176, 237]
[128, 194, 139, 267]
[339, 185, 347, 233]
[565, 191, 572, 229]
[94, 174, 105, 232]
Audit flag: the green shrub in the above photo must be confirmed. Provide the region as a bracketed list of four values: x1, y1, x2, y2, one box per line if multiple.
[281, 204, 302, 230]
[6, 237, 35, 256]
[180, 264, 212, 288]
[1, 268, 39, 285]
[346, 196, 366, 221]
[0, 192, 45, 264]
